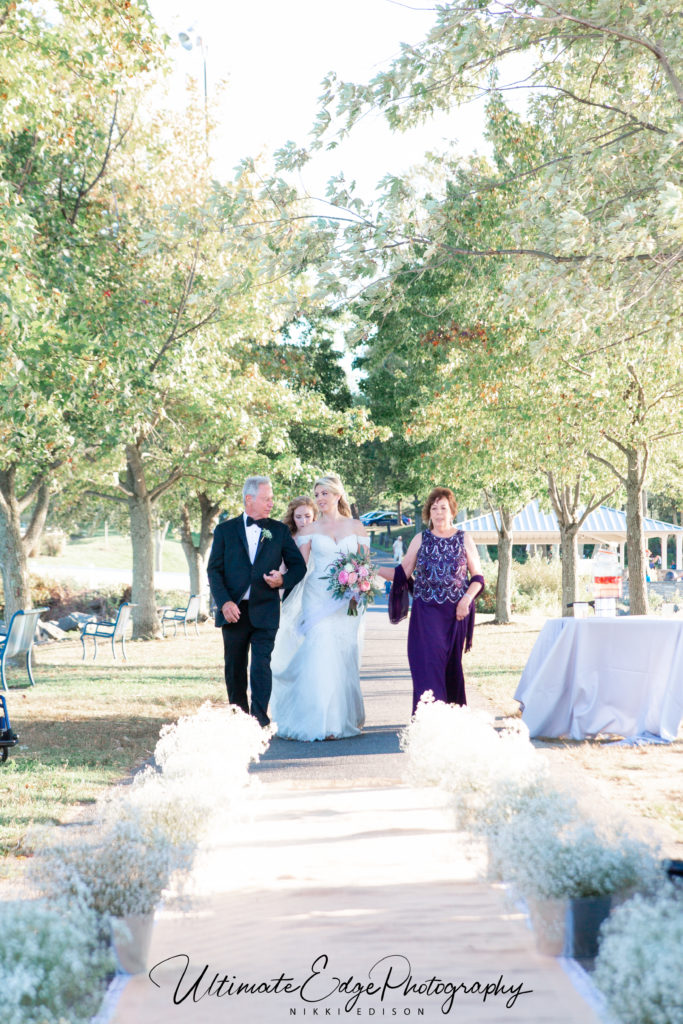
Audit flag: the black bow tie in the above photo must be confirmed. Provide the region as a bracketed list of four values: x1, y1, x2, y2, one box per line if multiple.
[246, 516, 267, 528]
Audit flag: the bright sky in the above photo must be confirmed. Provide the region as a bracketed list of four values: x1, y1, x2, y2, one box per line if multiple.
[146, 0, 493, 200]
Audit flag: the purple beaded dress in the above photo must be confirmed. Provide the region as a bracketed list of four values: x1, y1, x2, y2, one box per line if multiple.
[406, 529, 471, 713]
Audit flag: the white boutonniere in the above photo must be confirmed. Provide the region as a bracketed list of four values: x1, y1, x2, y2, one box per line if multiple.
[260, 528, 273, 543]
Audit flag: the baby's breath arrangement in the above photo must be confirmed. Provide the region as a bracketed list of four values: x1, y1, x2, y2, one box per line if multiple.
[153, 701, 272, 788]
[400, 693, 545, 816]
[593, 887, 683, 1024]
[495, 812, 660, 901]
[0, 899, 113, 1024]
[100, 771, 202, 873]
[32, 814, 174, 918]
[470, 777, 580, 882]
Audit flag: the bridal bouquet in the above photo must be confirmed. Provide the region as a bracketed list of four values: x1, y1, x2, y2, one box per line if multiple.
[321, 549, 382, 615]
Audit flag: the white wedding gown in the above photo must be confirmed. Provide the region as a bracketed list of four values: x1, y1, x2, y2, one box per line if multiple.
[270, 533, 367, 741]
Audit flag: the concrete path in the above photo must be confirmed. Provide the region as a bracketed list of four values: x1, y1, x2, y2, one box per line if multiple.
[109, 592, 602, 1024]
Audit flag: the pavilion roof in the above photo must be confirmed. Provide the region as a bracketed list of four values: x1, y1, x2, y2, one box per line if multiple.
[459, 499, 683, 544]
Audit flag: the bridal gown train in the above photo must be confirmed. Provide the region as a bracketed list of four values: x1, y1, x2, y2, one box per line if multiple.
[270, 533, 367, 741]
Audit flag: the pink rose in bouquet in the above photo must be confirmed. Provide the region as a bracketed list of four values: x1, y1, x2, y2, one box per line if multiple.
[320, 546, 382, 616]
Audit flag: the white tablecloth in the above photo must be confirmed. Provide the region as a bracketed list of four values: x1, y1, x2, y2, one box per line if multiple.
[514, 618, 683, 740]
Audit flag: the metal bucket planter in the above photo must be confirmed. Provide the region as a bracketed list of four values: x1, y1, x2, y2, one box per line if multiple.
[112, 914, 155, 974]
[527, 896, 612, 959]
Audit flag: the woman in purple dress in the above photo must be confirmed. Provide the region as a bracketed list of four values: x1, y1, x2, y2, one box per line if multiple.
[378, 488, 485, 713]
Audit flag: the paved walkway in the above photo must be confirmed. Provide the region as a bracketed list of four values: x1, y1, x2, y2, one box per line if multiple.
[109, 601, 601, 1024]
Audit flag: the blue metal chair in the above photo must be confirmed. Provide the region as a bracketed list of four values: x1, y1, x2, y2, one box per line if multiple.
[0, 607, 49, 691]
[0, 693, 18, 763]
[160, 595, 200, 638]
[80, 602, 135, 661]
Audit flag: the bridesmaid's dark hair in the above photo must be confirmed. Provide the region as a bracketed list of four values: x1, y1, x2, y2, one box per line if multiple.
[282, 496, 317, 535]
[423, 487, 458, 526]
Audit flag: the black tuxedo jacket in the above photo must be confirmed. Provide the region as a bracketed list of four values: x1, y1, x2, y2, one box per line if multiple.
[207, 516, 307, 629]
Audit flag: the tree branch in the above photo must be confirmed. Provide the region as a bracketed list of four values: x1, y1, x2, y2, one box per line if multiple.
[499, 81, 667, 135]
[602, 432, 632, 458]
[149, 467, 183, 504]
[587, 450, 626, 485]
[84, 489, 130, 505]
[536, 2, 683, 106]
[148, 242, 202, 373]
[69, 96, 124, 226]
[576, 487, 617, 529]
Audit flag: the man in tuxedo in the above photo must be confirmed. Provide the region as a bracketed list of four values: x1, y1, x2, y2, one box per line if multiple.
[207, 475, 307, 726]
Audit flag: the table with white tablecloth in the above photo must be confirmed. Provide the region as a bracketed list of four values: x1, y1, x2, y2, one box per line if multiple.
[514, 617, 683, 740]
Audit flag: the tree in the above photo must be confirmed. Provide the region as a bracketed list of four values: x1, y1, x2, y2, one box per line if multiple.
[0, 0, 162, 619]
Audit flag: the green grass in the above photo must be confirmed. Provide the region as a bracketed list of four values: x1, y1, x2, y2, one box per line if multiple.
[35, 530, 189, 574]
[0, 625, 225, 872]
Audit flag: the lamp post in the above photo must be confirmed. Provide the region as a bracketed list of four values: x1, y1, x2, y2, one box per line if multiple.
[178, 28, 208, 156]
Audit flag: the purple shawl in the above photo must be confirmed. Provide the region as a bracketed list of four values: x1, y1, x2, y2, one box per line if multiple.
[389, 566, 485, 652]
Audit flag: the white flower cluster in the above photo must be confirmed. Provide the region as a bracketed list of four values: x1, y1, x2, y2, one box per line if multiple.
[0, 900, 113, 1024]
[13, 702, 272, 1019]
[154, 700, 272, 787]
[34, 814, 175, 918]
[401, 692, 674, 1007]
[400, 692, 545, 831]
[593, 888, 683, 1024]
[494, 815, 659, 901]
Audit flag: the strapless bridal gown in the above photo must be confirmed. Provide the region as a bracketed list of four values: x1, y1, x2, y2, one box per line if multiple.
[270, 533, 367, 741]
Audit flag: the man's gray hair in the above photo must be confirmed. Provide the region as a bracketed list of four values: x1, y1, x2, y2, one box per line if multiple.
[243, 475, 271, 501]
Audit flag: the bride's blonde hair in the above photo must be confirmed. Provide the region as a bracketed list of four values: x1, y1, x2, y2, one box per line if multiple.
[314, 473, 352, 518]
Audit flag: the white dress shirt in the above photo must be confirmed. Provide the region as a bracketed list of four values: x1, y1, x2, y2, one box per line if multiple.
[242, 512, 261, 600]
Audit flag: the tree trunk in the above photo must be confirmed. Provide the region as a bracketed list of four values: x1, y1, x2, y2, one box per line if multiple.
[0, 468, 51, 621]
[546, 471, 616, 618]
[179, 493, 220, 615]
[0, 494, 31, 620]
[625, 447, 649, 615]
[559, 525, 580, 617]
[125, 445, 162, 640]
[495, 507, 513, 624]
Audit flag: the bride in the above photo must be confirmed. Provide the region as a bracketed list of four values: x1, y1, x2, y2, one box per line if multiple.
[270, 473, 369, 741]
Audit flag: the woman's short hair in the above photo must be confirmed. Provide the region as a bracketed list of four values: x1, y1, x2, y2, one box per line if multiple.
[282, 496, 317, 535]
[314, 473, 352, 518]
[423, 487, 458, 525]
[242, 475, 271, 501]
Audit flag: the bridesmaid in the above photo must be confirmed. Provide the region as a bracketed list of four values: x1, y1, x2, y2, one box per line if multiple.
[378, 487, 485, 712]
[282, 495, 317, 537]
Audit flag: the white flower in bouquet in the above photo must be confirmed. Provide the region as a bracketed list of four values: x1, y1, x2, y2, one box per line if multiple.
[0, 899, 113, 1024]
[496, 812, 661, 901]
[593, 887, 683, 1024]
[400, 693, 544, 807]
[31, 814, 174, 918]
[153, 701, 272, 789]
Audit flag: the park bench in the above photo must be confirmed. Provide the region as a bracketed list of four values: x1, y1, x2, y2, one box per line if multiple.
[0, 607, 49, 691]
[160, 594, 200, 638]
[0, 693, 18, 763]
[80, 602, 135, 662]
